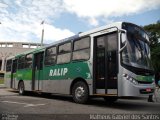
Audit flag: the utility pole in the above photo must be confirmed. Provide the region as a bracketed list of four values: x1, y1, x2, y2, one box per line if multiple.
[41, 21, 44, 46]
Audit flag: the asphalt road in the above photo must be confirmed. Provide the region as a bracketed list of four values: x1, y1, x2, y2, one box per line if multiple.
[0, 88, 160, 120]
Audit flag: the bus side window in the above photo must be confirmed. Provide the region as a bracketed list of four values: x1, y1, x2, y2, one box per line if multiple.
[25, 54, 32, 69]
[72, 37, 90, 61]
[57, 42, 71, 64]
[12, 59, 17, 73]
[6, 60, 12, 72]
[18, 56, 25, 69]
[39, 53, 44, 70]
[45, 46, 57, 66]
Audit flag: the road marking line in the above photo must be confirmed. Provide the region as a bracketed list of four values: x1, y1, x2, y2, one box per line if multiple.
[24, 104, 45, 107]
[1, 101, 28, 105]
[0, 100, 45, 107]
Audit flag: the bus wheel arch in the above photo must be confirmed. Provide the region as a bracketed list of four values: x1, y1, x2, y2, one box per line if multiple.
[70, 78, 89, 104]
[18, 80, 25, 95]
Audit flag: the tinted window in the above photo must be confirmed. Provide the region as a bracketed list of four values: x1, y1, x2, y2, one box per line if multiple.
[97, 36, 105, 48]
[35, 52, 44, 70]
[72, 37, 90, 61]
[45, 46, 57, 65]
[59, 42, 71, 54]
[18, 56, 25, 69]
[57, 42, 71, 64]
[57, 53, 71, 64]
[74, 37, 90, 50]
[122, 23, 149, 41]
[25, 54, 32, 68]
[107, 33, 117, 51]
[72, 49, 90, 60]
[6, 60, 12, 72]
[45, 56, 56, 65]
[12, 59, 17, 73]
[46, 47, 56, 55]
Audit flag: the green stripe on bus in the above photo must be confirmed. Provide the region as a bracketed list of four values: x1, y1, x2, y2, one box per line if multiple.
[43, 61, 91, 80]
[17, 69, 32, 80]
[14, 61, 91, 81]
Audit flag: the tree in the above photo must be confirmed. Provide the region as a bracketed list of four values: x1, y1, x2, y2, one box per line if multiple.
[143, 21, 160, 72]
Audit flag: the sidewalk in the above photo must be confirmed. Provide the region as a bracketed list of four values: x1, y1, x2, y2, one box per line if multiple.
[0, 87, 18, 96]
[153, 87, 160, 103]
[0, 84, 5, 89]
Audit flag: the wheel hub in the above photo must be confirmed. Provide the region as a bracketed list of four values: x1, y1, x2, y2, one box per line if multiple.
[19, 84, 24, 94]
[75, 86, 85, 99]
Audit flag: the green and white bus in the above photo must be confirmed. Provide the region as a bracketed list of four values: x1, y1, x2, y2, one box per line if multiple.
[5, 22, 155, 103]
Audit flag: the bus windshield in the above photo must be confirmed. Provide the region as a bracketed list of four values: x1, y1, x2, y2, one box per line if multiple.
[121, 23, 153, 71]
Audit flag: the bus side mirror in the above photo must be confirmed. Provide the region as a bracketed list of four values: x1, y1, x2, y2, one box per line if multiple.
[121, 33, 127, 45]
[119, 31, 127, 53]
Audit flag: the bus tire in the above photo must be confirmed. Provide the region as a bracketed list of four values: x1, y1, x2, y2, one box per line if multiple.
[72, 81, 89, 104]
[18, 81, 25, 95]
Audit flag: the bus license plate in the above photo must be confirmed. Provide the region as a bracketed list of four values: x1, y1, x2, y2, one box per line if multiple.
[146, 88, 151, 92]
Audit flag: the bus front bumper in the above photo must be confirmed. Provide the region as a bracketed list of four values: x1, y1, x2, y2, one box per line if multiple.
[120, 79, 155, 97]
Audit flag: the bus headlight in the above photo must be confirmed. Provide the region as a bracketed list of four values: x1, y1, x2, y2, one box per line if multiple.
[132, 79, 138, 85]
[123, 74, 138, 85]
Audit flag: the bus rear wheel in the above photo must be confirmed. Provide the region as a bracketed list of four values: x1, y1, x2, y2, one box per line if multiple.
[18, 81, 25, 95]
[72, 81, 89, 104]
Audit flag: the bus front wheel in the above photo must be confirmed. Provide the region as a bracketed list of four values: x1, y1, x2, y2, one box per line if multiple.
[18, 81, 25, 95]
[72, 81, 89, 104]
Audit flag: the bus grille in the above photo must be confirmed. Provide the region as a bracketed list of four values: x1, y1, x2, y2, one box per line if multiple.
[137, 81, 153, 84]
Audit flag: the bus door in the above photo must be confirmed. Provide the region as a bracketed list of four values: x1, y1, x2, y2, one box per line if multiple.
[32, 52, 44, 91]
[11, 59, 17, 88]
[94, 32, 118, 95]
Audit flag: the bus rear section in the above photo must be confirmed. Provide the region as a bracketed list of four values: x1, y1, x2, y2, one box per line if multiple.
[5, 58, 16, 89]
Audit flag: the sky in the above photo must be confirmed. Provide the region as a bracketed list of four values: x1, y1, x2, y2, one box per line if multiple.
[0, 0, 160, 44]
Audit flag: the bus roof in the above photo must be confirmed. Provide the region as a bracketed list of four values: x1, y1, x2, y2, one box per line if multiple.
[46, 22, 123, 48]
[15, 46, 45, 58]
[45, 34, 80, 48]
[12, 22, 125, 59]
[6, 55, 15, 60]
[79, 22, 122, 37]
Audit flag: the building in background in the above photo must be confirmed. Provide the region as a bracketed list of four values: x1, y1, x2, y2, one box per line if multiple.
[0, 42, 42, 76]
